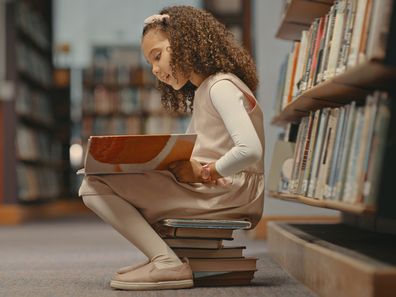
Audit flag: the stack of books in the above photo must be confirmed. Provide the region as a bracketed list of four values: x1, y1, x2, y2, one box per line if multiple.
[157, 218, 258, 287]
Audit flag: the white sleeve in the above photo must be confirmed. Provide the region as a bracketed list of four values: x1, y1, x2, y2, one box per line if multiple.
[209, 80, 262, 177]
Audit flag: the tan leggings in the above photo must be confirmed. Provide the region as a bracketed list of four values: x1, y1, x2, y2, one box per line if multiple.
[82, 194, 182, 269]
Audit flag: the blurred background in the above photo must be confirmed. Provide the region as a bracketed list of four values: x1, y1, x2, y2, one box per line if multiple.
[0, 0, 337, 234]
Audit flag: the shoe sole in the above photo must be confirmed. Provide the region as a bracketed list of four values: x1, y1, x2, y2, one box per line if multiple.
[110, 279, 194, 290]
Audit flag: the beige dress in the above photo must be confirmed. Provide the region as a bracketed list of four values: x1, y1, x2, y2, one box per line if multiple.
[79, 73, 265, 228]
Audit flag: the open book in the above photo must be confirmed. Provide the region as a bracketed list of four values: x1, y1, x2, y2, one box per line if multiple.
[77, 133, 197, 175]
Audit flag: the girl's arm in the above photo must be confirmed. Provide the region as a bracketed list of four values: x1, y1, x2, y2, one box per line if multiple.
[209, 80, 263, 177]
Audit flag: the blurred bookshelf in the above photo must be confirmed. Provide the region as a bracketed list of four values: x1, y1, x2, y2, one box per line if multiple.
[203, 0, 252, 54]
[0, 0, 87, 223]
[79, 45, 191, 167]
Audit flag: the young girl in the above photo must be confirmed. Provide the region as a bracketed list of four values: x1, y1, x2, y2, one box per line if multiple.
[80, 5, 265, 291]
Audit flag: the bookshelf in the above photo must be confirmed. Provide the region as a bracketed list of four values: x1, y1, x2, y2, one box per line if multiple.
[80, 45, 191, 160]
[277, 0, 334, 41]
[0, 0, 87, 223]
[203, 0, 252, 54]
[268, 0, 396, 296]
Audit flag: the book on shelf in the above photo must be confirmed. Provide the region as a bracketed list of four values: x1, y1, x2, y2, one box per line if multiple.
[173, 246, 246, 259]
[275, 0, 394, 109]
[164, 238, 224, 249]
[188, 257, 257, 272]
[77, 133, 197, 175]
[276, 91, 392, 207]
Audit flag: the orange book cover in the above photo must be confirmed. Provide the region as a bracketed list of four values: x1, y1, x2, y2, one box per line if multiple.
[78, 133, 197, 175]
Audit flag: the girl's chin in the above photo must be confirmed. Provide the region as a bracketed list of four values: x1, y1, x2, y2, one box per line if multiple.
[169, 80, 188, 90]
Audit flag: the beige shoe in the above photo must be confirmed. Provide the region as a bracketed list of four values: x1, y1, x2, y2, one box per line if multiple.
[116, 259, 150, 274]
[110, 261, 194, 290]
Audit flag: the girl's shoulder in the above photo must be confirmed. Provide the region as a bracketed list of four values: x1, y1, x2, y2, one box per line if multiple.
[203, 72, 244, 89]
[205, 72, 252, 96]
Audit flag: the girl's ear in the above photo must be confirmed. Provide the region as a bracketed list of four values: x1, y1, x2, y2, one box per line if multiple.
[166, 46, 171, 52]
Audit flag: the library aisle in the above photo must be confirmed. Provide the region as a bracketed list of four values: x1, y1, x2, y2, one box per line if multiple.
[0, 216, 315, 297]
[2, 0, 396, 296]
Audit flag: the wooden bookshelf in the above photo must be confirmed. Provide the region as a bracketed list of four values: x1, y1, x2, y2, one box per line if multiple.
[269, 191, 376, 215]
[272, 60, 396, 126]
[268, 222, 396, 297]
[268, 1, 396, 296]
[276, 0, 334, 41]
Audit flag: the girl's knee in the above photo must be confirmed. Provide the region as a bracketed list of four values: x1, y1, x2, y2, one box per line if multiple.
[82, 195, 96, 210]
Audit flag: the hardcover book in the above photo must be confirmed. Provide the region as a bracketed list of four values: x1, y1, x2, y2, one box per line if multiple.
[78, 133, 197, 175]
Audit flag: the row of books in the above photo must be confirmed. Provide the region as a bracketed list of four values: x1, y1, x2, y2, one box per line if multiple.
[156, 219, 256, 286]
[144, 115, 190, 135]
[275, 0, 394, 113]
[17, 42, 52, 88]
[82, 116, 142, 139]
[81, 115, 191, 138]
[16, 125, 63, 163]
[82, 87, 162, 115]
[16, 82, 54, 125]
[83, 66, 155, 86]
[284, 91, 391, 206]
[17, 164, 61, 202]
[16, 1, 50, 51]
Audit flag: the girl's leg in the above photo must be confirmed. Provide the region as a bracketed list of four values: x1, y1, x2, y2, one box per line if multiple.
[82, 194, 182, 269]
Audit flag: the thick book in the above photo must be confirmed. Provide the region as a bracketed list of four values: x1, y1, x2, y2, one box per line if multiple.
[158, 227, 234, 240]
[164, 238, 223, 249]
[77, 133, 197, 175]
[188, 257, 257, 272]
[194, 270, 256, 286]
[173, 246, 246, 259]
[159, 218, 252, 230]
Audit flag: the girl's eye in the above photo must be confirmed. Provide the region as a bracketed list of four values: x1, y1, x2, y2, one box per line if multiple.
[155, 52, 161, 61]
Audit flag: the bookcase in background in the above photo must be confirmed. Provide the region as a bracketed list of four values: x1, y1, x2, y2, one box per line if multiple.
[268, 1, 396, 296]
[203, 0, 252, 54]
[0, 0, 87, 224]
[81, 45, 190, 145]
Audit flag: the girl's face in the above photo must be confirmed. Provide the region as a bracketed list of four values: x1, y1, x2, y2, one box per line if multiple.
[142, 30, 188, 90]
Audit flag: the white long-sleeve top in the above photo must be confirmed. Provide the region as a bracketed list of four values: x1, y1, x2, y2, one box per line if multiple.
[209, 80, 263, 177]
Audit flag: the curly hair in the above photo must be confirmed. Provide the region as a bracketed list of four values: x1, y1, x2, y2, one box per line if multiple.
[142, 5, 258, 113]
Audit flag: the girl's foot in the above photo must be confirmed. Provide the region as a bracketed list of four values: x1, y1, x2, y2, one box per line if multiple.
[110, 260, 194, 290]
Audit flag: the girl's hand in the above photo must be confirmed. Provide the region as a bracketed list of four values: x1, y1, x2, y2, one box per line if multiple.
[167, 159, 203, 183]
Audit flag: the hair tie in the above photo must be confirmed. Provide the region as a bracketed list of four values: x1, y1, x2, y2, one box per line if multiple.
[143, 14, 170, 25]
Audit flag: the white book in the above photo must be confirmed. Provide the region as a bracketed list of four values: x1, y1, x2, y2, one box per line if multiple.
[336, 0, 357, 74]
[288, 117, 308, 194]
[347, 0, 369, 68]
[293, 31, 308, 98]
[314, 108, 339, 199]
[355, 93, 379, 203]
[325, 0, 347, 79]
[334, 102, 357, 200]
[342, 107, 365, 203]
[324, 106, 346, 199]
[301, 109, 321, 195]
[297, 113, 315, 194]
[319, 6, 337, 83]
[307, 108, 330, 198]
[282, 52, 294, 109]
